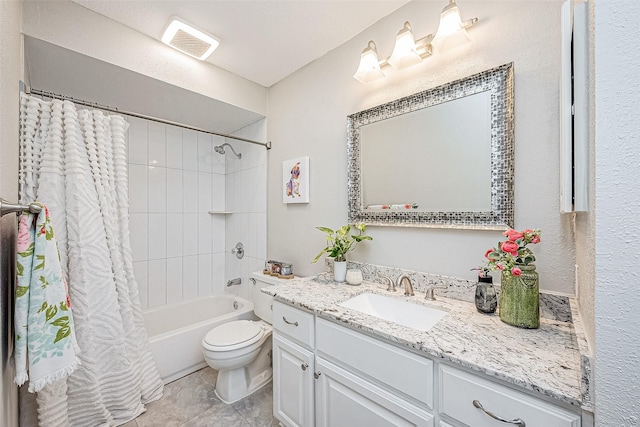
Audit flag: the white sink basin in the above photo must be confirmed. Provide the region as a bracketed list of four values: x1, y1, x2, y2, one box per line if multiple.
[339, 293, 447, 332]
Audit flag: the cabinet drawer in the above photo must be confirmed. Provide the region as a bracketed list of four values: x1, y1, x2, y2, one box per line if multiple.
[316, 318, 433, 408]
[439, 365, 580, 427]
[273, 301, 315, 350]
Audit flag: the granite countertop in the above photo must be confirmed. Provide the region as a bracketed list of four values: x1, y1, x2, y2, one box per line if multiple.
[263, 274, 586, 410]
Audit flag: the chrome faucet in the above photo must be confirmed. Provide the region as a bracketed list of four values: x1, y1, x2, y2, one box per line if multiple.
[379, 275, 395, 292]
[226, 277, 242, 287]
[396, 274, 414, 296]
[425, 284, 447, 300]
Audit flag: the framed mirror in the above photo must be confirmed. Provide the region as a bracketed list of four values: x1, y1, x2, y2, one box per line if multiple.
[347, 63, 514, 230]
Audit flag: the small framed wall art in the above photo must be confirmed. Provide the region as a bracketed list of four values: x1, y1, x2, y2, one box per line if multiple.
[283, 156, 310, 204]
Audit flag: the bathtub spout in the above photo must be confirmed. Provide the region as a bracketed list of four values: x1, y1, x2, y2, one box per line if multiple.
[227, 278, 242, 287]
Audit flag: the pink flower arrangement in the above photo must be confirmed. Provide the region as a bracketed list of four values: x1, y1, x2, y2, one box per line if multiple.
[484, 228, 541, 276]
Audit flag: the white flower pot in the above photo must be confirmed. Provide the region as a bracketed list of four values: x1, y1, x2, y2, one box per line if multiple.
[333, 260, 347, 283]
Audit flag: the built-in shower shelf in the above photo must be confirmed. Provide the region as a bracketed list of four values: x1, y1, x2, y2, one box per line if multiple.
[208, 210, 234, 214]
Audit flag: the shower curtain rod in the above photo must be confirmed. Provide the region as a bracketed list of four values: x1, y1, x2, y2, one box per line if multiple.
[24, 86, 272, 150]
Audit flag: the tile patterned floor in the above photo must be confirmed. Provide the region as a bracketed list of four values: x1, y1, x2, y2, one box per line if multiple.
[122, 368, 279, 427]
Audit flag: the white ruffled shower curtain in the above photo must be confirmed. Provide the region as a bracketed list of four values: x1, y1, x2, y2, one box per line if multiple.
[18, 93, 163, 426]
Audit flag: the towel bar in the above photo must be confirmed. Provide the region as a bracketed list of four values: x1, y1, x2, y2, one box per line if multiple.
[0, 198, 42, 217]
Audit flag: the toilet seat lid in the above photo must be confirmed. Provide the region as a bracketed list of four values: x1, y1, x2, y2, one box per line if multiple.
[204, 320, 262, 348]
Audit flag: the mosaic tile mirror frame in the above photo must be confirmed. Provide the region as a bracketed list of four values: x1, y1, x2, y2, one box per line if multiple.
[347, 63, 514, 230]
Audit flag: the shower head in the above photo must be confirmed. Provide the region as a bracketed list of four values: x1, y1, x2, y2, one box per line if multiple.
[213, 143, 242, 159]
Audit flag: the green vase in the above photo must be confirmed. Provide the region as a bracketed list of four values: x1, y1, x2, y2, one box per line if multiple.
[499, 264, 540, 329]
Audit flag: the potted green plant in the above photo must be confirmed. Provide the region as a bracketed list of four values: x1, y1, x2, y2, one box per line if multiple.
[312, 223, 372, 282]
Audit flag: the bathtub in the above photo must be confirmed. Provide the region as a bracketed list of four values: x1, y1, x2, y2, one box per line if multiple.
[143, 295, 256, 384]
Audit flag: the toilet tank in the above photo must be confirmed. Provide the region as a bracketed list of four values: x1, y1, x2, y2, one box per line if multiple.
[250, 272, 293, 325]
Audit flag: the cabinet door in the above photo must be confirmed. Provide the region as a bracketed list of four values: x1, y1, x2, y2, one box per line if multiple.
[273, 333, 315, 427]
[315, 358, 433, 427]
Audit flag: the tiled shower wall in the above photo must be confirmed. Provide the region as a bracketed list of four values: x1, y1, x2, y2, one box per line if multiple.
[127, 116, 267, 309]
[225, 120, 268, 302]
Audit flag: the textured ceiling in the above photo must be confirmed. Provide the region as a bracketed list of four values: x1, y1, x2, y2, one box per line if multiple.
[70, 0, 411, 87]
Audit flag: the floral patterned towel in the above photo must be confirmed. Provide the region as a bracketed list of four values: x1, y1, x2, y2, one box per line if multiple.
[14, 203, 80, 392]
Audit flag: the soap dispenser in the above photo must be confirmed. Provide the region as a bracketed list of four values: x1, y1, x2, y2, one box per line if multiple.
[474, 272, 497, 314]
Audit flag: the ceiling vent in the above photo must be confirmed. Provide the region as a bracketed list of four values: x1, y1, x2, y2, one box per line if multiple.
[161, 17, 220, 61]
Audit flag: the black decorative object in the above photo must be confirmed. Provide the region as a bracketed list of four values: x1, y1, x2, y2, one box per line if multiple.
[475, 275, 497, 314]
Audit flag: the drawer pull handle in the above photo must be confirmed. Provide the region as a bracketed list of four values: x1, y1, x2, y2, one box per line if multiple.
[314, 372, 321, 379]
[301, 363, 308, 371]
[473, 400, 526, 426]
[282, 316, 299, 326]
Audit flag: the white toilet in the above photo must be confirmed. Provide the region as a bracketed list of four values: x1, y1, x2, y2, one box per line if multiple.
[202, 272, 286, 404]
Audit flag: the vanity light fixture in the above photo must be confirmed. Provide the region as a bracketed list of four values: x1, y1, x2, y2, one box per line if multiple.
[388, 22, 433, 70]
[353, 41, 386, 84]
[353, 0, 477, 83]
[161, 17, 220, 60]
[431, 0, 478, 52]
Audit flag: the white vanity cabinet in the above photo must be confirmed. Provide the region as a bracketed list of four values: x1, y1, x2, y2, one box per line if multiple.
[272, 300, 582, 427]
[273, 301, 433, 427]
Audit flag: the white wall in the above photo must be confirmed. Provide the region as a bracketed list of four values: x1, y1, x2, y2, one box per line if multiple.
[23, 36, 264, 138]
[267, 0, 575, 293]
[0, 2, 22, 425]
[594, 1, 640, 423]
